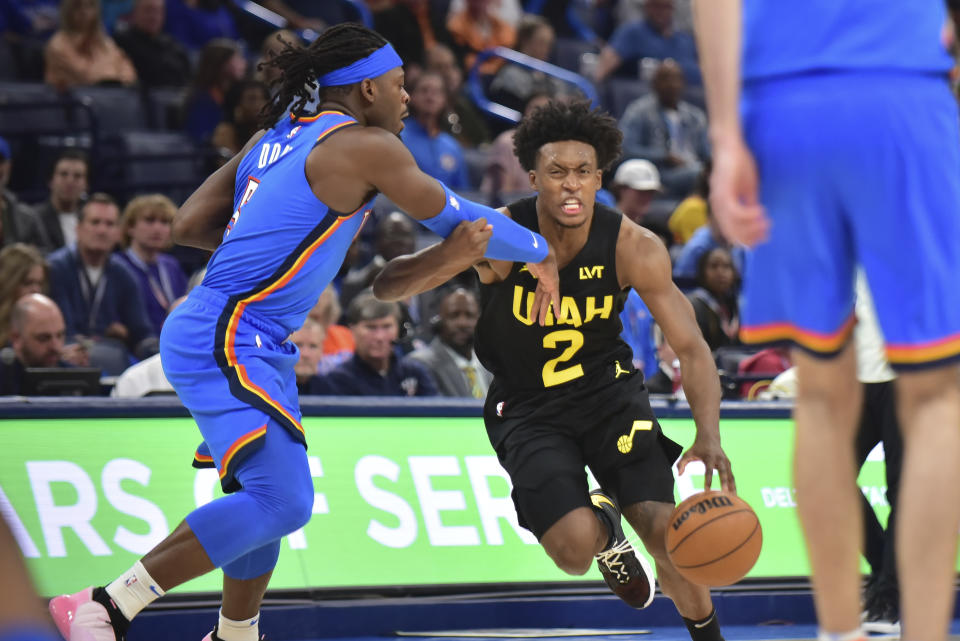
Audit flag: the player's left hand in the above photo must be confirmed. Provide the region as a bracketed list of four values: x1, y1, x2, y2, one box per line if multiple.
[677, 436, 736, 494]
[526, 244, 560, 326]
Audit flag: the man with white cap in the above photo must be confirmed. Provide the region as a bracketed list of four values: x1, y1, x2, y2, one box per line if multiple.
[612, 158, 662, 225]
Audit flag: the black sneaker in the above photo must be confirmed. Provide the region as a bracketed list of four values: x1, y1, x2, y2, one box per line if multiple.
[590, 489, 655, 609]
[861, 589, 900, 635]
[204, 625, 270, 640]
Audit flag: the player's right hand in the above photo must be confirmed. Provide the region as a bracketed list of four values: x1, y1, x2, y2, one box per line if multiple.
[709, 137, 769, 247]
[441, 219, 493, 271]
[526, 245, 560, 327]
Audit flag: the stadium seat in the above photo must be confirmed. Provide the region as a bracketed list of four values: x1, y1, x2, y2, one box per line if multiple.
[69, 86, 148, 139]
[552, 37, 598, 74]
[111, 131, 207, 203]
[0, 82, 79, 136]
[604, 77, 649, 120]
[145, 87, 186, 130]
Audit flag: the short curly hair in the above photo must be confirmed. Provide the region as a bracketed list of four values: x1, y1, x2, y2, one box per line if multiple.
[512, 99, 623, 172]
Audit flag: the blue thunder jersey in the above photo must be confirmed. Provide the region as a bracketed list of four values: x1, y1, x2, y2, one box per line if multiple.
[743, 0, 954, 83]
[200, 111, 372, 335]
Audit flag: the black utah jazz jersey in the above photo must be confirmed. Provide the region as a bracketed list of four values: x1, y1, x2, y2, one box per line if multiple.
[475, 196, 635, 396]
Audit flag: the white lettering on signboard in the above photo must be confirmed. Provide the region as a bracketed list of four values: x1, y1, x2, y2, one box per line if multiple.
[464, 456, 535, 545]
[409, 456, 480, 546]
[287, 456, 328, 550]
[102, 459, 168, 554]
[26, 461, 110, 557]
[356, 455, 417, 548]
[0, 484, 40, 557]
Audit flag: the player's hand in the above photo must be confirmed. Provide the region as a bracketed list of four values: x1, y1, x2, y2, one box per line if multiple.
[440, 219, 493, 271]
[526, 244, 560, 326]
[709, 136, 768, 247]
[677, 435, 736, 494]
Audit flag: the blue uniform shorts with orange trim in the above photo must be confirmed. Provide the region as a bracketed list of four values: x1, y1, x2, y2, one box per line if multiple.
[160, 286, 304, 492]
[740, 70, 960, 370]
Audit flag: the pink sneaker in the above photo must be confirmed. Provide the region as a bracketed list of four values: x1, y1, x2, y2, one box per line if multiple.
[49, 587, 122, 641]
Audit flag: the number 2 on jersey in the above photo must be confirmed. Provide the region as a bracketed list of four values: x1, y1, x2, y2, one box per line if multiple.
[225, 177, 260, 237]
[542, 329, 584, 387]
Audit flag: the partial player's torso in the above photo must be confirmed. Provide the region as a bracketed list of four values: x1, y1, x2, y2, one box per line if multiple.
[476, 196, 633, 394]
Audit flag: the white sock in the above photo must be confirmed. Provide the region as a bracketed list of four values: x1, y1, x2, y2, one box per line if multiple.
[817, 628, 865, 641]
[216, 609, 260, 641]
[104, 561, 165, 621]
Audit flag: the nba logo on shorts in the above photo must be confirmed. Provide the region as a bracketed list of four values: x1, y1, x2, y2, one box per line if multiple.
[496, 401, 505, 417]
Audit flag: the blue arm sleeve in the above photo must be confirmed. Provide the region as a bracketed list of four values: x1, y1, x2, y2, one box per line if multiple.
[419, 182, 548, 263]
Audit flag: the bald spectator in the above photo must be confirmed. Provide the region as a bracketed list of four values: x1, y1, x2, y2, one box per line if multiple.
[114, 0, 191, 87]
[406, 287, 491, 398]
[0, 294, 79, 394]
[593, 0, 700, 85]
[620, 59, 708, 197]
[48, 194, 157, 375]
[31, 150, 90, 253]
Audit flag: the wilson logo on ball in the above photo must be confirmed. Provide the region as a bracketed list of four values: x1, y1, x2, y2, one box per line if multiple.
[670, 494, 734, 530]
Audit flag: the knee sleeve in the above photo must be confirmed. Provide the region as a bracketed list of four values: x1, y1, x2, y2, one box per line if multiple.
[221, 540, 282, 580]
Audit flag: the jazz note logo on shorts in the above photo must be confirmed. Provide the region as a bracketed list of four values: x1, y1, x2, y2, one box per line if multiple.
[616, 420, 652, 454]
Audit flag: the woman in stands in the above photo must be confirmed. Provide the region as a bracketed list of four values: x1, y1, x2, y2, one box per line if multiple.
[0, 243, 48, 347]
[43, 0, 137, 90]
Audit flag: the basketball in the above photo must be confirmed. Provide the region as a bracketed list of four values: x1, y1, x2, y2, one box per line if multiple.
[665, 490, 762, 586]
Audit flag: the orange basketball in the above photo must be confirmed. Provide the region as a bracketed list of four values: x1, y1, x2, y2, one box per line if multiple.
[665, 490, 762, 586]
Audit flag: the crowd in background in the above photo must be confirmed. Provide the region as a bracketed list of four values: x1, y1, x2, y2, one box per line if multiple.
[3, 0, 955, 400]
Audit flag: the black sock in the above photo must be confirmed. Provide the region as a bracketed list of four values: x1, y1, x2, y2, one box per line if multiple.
[92, 586, 131, 640]
[683, 608, 724, 641]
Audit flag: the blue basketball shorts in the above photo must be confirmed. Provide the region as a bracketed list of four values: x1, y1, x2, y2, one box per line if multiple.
[740, 70, 960, 370]
[160, 286, 304, 492]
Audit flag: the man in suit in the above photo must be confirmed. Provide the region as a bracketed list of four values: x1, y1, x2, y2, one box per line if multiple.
[31, 149, 90, 253]
[407, 286, 491, 398]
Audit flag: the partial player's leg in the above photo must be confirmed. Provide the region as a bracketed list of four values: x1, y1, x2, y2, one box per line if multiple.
[893, 366, 960, 641]
[792, 343, 863, 635]
[201, 556, 277, 641]
[623, 501, 721, 641]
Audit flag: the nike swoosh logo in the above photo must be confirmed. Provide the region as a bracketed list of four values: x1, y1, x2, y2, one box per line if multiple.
[250, 618, 259, 626]
[694, 614, 716, 628]
[149, 585, 161, 597]
[531, 232, 538, 248]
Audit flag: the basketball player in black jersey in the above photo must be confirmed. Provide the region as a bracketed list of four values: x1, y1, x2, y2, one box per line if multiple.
[374, 100, 734, 641]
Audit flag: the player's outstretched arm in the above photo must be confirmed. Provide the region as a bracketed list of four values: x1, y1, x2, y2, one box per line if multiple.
[618, 221, 735, 493]
[173, 130, 266, 251]
[373, 219, 492, 301]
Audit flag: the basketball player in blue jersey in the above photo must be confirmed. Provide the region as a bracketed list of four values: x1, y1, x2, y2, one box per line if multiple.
[692, 3, 960, 641]
[49, 24, 561, 641]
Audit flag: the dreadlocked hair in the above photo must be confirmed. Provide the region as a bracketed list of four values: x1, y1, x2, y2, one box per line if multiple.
[258, 23, 389, 129]
[513, 99, 623, 172]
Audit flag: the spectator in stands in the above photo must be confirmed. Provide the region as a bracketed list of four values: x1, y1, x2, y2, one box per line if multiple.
[290, 317, 325, 394]
[0, 293, 80, 395]
[620, 59, 708, 197]
[182, 38, 247, 143]
[611, 158, 662, 224]
[488, 15, 570, 112]
[407, 286, 491, 398]
[254, 28, 300, 89]
[113, 0, 190, 87]
[116, 194, 187, 336]
[163, 0, 238, 51]
[340, 212, 417, 310]
[424, 43, 490, 147]
[668, 163, 708, 244]
[48, 193, 157, 375]
[447, 0, 516, 74]
[449, 0, 522, 26]
[0, 243, 48, 347]
[0, 138, 47, 249]
[43, 0, 136, 90]
[307, 284, 354, 375]
[314, 294, 438, 396]
[110, 295, 187, 397]
[593, 0, 699, 85]
[31, 149, 89, 253]
[211, 79, 270, 158]
[686, 247, 739, 352]
[401, 71, 470, 189]
[672, 206, 744, 286]
[481, 92, 551, 199]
